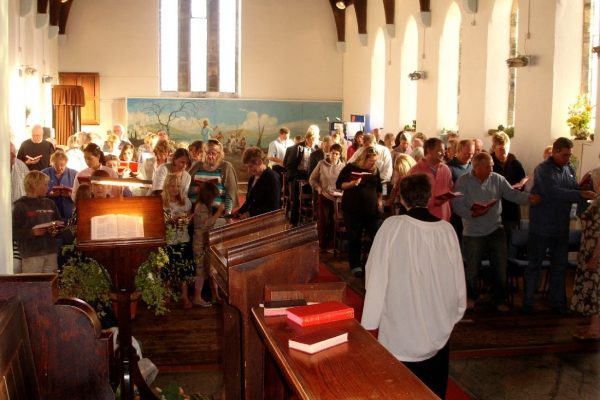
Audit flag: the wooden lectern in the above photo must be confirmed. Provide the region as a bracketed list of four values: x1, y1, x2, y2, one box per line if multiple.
[77, 196, 165, 400]
[208, 210, 319, 400]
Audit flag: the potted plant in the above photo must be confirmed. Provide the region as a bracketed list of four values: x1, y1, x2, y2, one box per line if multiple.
[567, 95, 593, 141]
[59, 244, 174, 318]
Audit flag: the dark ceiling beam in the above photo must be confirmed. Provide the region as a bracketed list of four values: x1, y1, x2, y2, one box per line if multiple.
[49, 0, 59, 26]
[419, 0, 430, 12]
[58, 0, 73, 34]
[37, 0, 48, 13]
[354, 0, 367, 35]
[328, 0, 347, 42]
[382, 0, 394, 26]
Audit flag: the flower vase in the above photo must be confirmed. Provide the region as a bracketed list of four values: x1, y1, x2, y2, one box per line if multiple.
[570, 127, 589, 141]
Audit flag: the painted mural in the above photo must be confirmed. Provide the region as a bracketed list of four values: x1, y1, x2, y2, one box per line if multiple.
[126, 97, 343, 150]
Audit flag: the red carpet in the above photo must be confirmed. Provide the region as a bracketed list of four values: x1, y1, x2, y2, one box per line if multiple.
[315, 261, 474, 400]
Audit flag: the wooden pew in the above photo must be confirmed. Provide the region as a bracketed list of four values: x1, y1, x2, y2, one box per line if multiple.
[253, 306, 439, 400]
[0, 275, 114, 400]
[208, 210, 319, 400]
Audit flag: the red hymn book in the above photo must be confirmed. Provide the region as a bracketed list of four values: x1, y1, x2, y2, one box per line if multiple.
[286, 301, 354, 327]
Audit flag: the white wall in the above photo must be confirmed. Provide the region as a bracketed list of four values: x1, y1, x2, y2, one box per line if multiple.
[1, 0, 12, 273]
[58, 0, 343, 135]
[341, 0, 594, 175]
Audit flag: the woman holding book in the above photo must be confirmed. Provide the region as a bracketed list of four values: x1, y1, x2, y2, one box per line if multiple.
[139, 140, 171, 183]
[71, 143, 119, 201]
[335, 146, 382, 277]
[188, 139, 239, 214]
[151, 148, 192, 196]
[118, 143, 139, 178]
[309, 143, 345, 250]
[42, 150, 77, 220]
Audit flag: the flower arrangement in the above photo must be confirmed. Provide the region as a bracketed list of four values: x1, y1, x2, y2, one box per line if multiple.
[567, 95, 593, 140]
[59, 244, 174, 316]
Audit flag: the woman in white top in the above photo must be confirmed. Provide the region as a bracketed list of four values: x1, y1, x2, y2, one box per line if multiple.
[152, 148, 191, 196]
[309, 143, 345, 249]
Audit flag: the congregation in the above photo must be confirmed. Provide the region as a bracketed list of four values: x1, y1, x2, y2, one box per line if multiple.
[9, 121, 600, 399]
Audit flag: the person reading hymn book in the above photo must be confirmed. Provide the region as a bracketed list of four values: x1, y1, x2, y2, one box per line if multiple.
[91, 214, 144, 240]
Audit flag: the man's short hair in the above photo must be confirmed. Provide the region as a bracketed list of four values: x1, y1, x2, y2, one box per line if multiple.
[472, 151, 492, 168]
[24, 171, 49, 194]
[458, 139, 474, 150]
[492, 131, 510, 147]
[552, 137, 573, 152]
[279, 127, 290, 135]
[400, 174, 431, 208]
[423, 138, 443, 155]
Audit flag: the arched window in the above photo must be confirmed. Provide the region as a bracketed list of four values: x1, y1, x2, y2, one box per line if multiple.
[507, 0, 519, 126]
[160, 0, 239, 95]
[437, 2, 461, 131]
[399, 17, 418, 129]
[370, 28, 386, 130]
[582, 0, 600, 129]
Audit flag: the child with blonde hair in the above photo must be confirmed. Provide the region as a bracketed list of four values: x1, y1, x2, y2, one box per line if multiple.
[12, 171, 62, 273]
[162, 174, 195, 309]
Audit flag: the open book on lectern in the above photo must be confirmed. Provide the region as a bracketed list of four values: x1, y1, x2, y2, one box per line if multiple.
[91, 214, 144, 240]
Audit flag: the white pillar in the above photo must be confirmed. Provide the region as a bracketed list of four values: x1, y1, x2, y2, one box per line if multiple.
[0, 0, 14, 273]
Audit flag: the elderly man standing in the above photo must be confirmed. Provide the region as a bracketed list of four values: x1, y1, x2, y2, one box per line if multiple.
[267, 127, 294, 174]
[525, 137, 598, 314]
[362, 174, 466, 399]
[284, 125, 319, 226]
[17, 125, 55, 171]
[407, 138, 453, 221]
[453, 152, 540, 311]
[447, 139, 475, 240]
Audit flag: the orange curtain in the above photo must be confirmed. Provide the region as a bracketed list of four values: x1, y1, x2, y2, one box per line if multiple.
[52, 85, 85, 146]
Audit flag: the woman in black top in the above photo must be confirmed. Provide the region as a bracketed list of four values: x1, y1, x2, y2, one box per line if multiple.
[236, 147, 281, 219]
[336, 146, 382, 277]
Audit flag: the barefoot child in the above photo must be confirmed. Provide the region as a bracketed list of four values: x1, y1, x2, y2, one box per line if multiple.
[192, 181, 225, 307]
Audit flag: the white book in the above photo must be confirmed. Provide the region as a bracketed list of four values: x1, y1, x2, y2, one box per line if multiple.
[91, 214, 144, 240]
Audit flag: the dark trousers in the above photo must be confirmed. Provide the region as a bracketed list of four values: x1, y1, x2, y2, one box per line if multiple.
[524, 232, 569, 308]
[342, 211, 379, 271]
[317, 195, 335, 248]
[463, 228, 508, 304]
[289, 172, 308, 225]
[403, 342, 450, 399]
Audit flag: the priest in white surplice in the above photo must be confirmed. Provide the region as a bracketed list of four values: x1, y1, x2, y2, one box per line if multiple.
[361, 173, 466, 399]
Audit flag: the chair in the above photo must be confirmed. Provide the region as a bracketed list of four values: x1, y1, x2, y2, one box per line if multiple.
[297, 179, 314, 224]
[333, 197, 346, 258]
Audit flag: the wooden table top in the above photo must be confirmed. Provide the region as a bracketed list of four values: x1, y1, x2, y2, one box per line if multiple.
[252, 308, 439, 400]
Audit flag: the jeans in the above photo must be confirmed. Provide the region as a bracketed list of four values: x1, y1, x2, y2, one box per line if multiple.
[463, 228, 508, 304]
[343, 211, 379, 271]
[524, 233, 569, 308]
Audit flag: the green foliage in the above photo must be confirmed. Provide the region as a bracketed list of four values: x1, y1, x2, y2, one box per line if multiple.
[135, 247, 174, 316]
[59, 244, 174, 316]
[59, 244, 111, 315]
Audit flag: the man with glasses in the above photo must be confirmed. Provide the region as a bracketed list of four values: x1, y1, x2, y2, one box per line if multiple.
[17, 125, 55, 171]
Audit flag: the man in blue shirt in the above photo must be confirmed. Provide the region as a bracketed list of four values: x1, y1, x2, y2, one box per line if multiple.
[525, 137, 597, 314]
[453, 152, 540, 311]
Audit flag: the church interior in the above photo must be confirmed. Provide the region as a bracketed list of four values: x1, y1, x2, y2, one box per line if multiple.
[1, 0, 600, 399]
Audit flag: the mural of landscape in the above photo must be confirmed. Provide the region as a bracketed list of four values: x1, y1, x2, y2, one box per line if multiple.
[126, 97, 343, 150]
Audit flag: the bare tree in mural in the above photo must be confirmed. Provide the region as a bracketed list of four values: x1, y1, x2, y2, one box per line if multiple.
[240, 110, 278, 148]
[143, 100, 200, 133]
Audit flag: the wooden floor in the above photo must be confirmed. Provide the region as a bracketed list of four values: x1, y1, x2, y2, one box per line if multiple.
[131, 253, 598, 368]
[132, 300, 223, 367]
